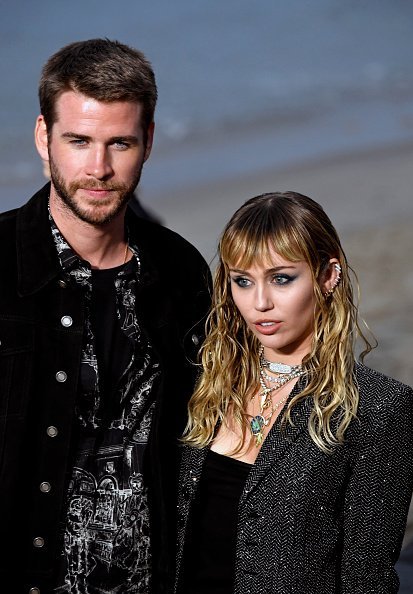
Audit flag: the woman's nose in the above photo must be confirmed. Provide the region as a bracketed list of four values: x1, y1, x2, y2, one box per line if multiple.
[254, 285, 273, 311]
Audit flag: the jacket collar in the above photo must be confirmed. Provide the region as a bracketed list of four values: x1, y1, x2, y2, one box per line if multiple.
[16, 184, 159, 298]
[16, 183, 61, 297]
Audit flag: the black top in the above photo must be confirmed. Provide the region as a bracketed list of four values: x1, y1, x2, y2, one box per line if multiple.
[180, 449, 251, 594]
[90, 263, 133, 420]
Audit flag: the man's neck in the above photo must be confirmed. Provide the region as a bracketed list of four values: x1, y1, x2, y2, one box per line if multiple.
[49, 194, 128, 270]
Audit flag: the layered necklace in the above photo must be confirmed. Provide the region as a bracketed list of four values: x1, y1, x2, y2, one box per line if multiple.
[249, 347, 305, 447]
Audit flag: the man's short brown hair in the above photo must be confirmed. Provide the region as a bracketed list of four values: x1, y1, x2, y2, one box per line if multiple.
[39, 38, 157, 135]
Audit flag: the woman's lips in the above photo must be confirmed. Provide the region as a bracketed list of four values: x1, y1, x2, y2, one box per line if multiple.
[254, 320, 282, 335]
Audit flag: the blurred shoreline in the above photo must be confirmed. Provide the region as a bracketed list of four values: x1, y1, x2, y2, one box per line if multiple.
[5, 132, 411, 385]
[3, 136, 413, 555]
[4, 133, 413, 391]
[144, 139, 413, 389]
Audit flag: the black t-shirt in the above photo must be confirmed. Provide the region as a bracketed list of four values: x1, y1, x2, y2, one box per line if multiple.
[90, 264, 133, 420]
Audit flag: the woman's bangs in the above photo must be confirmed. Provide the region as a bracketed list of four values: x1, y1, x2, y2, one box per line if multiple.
[221, 224, 304, 270]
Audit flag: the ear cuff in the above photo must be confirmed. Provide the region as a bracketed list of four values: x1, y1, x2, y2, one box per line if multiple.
[324, 263, 341, 298]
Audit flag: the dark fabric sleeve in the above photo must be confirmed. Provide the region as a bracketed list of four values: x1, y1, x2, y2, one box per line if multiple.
[340, 382, 413, 593]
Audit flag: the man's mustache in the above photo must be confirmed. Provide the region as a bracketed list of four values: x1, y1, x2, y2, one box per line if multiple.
[69, 180, 127, 192]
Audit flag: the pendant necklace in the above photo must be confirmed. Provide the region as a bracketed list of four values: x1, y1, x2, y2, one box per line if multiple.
[249, 350, 304, 447]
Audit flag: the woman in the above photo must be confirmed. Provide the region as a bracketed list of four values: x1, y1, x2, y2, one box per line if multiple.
[174, 192, 413, 594]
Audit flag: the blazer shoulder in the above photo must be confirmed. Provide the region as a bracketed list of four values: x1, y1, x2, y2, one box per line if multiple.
[178, 443, 209, 483]
[354, 361, 413, 420]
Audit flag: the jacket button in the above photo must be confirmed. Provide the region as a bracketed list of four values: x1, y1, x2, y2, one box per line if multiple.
[46, 426, 58, 437]
[191, 334, 200, 346]
[29, 588, 40, 594]
[55, 371, 67, 383]
[40, 482, 51, 493]
[61, 315, 73, 328]
[33, 537, 45, 548]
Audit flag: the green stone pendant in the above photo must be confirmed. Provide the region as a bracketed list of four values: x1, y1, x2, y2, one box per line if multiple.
[250, 415, 265, 446]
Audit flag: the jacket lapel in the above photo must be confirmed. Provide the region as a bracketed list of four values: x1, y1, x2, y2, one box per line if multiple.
[180, 442, 209, 496]
[240, 380, 312, 503]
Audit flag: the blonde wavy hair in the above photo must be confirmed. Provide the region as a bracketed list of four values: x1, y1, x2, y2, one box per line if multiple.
[184, 192, 374, 452]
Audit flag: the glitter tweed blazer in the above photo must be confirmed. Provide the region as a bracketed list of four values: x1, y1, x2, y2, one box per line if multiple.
[174, 363, 413, 594]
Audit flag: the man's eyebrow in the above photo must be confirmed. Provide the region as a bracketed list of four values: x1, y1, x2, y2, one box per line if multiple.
[60, 132, 140, 144]
[109, 135, 140, 145]
[61, 132, 92, 141]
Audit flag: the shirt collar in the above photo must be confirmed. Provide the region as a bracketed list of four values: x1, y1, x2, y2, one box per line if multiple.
[48, 202, 141, 278]
[16, 183, 146, 296]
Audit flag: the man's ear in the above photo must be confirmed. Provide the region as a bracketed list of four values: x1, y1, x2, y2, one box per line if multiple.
[144, 121, 155, 162]
[34, 115, 49, 161]
[319, 258, 341, 297]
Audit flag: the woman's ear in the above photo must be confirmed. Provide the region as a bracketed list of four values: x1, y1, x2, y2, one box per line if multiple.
[34, 115, 49, 161]
[320, 258, 341, 298]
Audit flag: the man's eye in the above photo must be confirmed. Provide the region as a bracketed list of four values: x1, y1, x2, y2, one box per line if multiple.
[113, 141, 130, 149]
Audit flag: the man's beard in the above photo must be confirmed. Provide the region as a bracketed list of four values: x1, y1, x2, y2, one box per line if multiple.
[49, 155, 143, 226]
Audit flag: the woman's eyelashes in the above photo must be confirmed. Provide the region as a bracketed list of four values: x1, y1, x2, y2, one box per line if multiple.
[272, 273, 296, 285]
[231, 276, 252, 288]
[230, 273, 296, 288]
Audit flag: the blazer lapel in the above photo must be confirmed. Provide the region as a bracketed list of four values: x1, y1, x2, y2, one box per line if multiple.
[240, 380, 312, 502]
[179, 443, 209, 501]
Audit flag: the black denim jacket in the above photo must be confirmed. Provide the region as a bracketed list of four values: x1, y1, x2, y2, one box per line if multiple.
[0, 183, 211, 594]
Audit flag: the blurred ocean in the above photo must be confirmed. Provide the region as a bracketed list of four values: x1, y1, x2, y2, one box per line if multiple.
[1, 0, 413, 210]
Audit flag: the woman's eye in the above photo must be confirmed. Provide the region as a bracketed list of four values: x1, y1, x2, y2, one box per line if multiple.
[272, 274, 294, 285]
[232, 277, 251, 288]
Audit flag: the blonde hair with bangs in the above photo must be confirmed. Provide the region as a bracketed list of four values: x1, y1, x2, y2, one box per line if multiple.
[184, 192, 373, 452]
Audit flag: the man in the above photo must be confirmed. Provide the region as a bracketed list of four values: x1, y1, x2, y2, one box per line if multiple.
[0, 39, 211, 593]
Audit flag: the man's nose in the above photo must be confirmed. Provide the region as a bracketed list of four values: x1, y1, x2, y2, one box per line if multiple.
[85, 146, 113, 180]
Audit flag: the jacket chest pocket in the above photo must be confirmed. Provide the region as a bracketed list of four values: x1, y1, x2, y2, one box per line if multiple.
[0, 320, 34, 417]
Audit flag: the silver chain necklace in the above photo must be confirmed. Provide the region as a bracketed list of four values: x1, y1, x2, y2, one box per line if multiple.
[249, 352, 304, 447]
